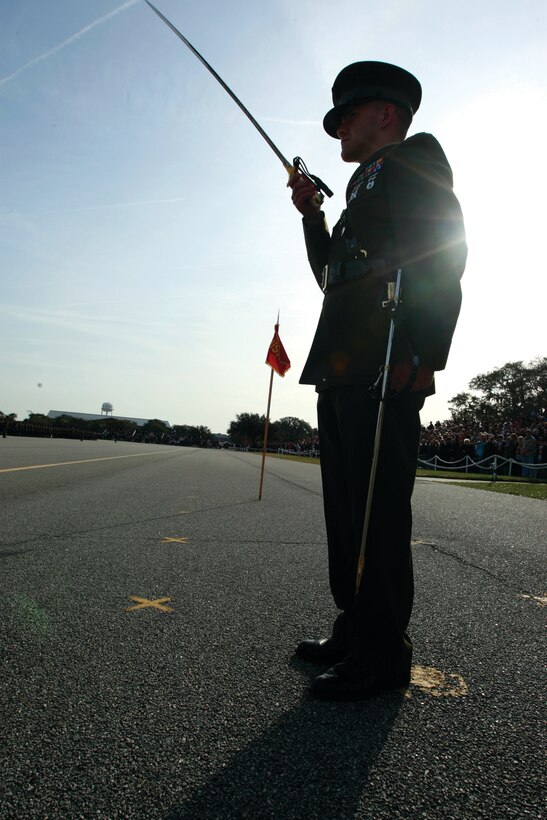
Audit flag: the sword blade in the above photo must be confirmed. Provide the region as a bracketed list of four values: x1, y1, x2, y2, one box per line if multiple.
[145, 1, 293, 171]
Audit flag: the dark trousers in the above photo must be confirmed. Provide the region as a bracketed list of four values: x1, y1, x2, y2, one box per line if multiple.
[317, 385, 424, 671]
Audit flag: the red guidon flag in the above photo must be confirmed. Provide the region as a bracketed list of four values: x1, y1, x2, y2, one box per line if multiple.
[266, 324, 291, 377]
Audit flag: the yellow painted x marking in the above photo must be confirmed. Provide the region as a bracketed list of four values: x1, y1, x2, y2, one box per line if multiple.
[521, 593, 547, 607]
[408, 665, 468, 698]
[125, 596, 173, 613]
[161, 537, 188, 543]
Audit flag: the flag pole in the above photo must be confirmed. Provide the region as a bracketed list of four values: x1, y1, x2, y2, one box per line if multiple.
[258, 366, 275, 500]
[260, 311, 290, 500]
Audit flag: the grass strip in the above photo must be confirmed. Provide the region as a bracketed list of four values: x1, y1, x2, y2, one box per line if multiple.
[254, 452, 546, 498]
[416, 469, 544, 482]
[446, 481, 547, 500]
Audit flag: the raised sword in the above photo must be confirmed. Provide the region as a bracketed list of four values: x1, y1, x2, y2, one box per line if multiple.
[144, 0, 333, 204]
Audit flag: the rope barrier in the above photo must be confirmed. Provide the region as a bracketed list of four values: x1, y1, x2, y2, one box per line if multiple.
[417, 454, 546, 477]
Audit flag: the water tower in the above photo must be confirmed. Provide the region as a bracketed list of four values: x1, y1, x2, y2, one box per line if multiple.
[101, 402, 113, 416]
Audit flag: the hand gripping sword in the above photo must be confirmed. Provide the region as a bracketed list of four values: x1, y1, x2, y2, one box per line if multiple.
[355, 269, 403, 597]
[144, 1, 333, 206]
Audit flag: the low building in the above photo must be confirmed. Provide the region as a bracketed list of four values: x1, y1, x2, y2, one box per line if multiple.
[47, 411, 171, 427]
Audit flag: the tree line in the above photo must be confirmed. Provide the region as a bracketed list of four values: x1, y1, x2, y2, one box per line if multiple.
[227, 414, 315, 448]
[0, 412, 211, 447]
[449, 357, 545, 426]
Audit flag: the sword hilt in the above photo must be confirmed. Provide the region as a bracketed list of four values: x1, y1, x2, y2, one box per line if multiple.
[286, 165, 323, 210]
[382, 279, 402, 310]
[289, 156, 332, 209]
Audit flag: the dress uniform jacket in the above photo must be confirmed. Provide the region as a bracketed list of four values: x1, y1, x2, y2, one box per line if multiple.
[299, 132, 467, 389]
[297, 132, 467, 672]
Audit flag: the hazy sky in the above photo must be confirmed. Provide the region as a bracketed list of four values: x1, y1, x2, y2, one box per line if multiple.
[1, 0, 545, 432]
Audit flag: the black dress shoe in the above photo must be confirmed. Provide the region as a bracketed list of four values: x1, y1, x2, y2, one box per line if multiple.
[311, 660, 410, 701]
[296, 611, 353, 665]
[295, 638, 347, 665]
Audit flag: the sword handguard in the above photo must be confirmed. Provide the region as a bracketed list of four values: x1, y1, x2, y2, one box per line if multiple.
[288, 158, 329, 210]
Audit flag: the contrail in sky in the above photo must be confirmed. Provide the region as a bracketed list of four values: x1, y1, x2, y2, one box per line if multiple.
[261, 117, 320, 127]
[47, 197, 188, 213]
[0, 0, 140, 87]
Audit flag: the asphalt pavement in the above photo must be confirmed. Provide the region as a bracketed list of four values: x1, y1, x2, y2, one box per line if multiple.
[1, 438, 545, 819]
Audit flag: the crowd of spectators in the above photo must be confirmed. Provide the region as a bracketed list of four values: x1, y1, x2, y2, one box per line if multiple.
[275, 416, 546, 478]
[419, 417, 545, 476]
[277, 435, 320, 456]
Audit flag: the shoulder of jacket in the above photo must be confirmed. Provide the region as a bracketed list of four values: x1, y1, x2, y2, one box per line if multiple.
[390, 132, 449, 164]
[388, 132, 453, 184]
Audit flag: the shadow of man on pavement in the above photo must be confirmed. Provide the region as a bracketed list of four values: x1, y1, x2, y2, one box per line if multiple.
[167, 673, 405, 820]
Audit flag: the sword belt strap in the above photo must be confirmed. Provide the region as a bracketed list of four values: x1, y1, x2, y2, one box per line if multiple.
[321, 258, 392, 293]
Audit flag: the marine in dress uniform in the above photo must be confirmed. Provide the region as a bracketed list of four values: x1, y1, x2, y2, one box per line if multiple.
[289, 62, 467, 700]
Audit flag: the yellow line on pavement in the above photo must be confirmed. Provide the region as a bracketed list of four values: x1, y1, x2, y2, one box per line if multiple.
[0, 451, 171, 474]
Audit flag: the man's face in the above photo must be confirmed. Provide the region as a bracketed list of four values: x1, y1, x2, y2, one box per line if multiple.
[336, 101, 384, 163]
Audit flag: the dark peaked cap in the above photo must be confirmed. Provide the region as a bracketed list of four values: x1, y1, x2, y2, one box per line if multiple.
[323, 61, 422, 137]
